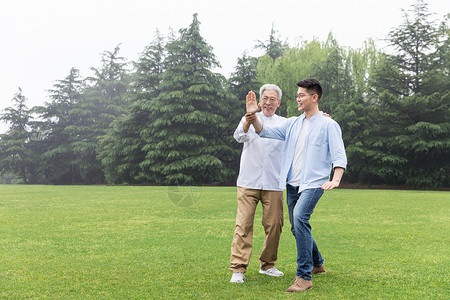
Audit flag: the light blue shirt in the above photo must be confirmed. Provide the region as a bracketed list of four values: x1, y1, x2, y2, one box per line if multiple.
[260, 112, 347, 192]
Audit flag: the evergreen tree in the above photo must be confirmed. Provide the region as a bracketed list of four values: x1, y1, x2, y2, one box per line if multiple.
[227, 52, 259, 171]
[99, 32, 166, 184]
[85, 45, 131, 131]
[0, 88, 33, 183]
[255, 23, 288, 60]
[372, 0, 443, 96]
[36, 68, 89, 184]
[332, 42, 387, 186]
[220, 53, 260, 184]
[229, 52, 260, 103]
[81, 45, 132, 184]
[140, 14, 233, 185]
[375, 91, 449, 187]
[370, 0, 450, 187]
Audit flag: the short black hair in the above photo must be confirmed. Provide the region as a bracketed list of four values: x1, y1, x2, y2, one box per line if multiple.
[296, 78, 323, 101]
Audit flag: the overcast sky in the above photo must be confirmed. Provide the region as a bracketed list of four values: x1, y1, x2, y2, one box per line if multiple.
[0, 0, 448, 132]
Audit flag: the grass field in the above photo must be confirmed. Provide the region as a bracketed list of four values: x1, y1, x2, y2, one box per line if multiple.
[0, 185, 448, 299]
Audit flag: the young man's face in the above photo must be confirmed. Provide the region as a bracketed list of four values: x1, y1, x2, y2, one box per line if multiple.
[259, 90, 280, 117]
[296, 87, 316, 112]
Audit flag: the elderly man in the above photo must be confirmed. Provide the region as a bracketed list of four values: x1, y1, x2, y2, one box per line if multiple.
[229, 84, 285, 283]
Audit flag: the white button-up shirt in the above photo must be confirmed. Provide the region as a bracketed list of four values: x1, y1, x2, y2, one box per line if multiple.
[234, 112, 286, 191]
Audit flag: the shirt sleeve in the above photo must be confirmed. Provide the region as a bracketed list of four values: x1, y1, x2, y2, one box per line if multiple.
[328, 122, 347, 169]
[233, 116, 249, 143]
[259, 118, 289, 141]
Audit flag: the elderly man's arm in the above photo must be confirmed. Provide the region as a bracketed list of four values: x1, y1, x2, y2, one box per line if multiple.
[242, 113, 256, 133]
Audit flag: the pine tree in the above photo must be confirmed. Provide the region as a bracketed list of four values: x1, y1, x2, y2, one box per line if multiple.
[229, 53, 260, 103]
[0, 88, 33, 183]
[370, 0, 450, 187]
[85, 45, 131, 131]
[331, 42, 388, 186]
[372, 0, 444, 96]
[255, 24, 288, 60]
[99, 32, 166, 184]
[140, 14, 233, 185]
[36, 68, 89, 184]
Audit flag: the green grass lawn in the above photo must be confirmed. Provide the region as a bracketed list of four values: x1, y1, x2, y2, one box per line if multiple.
[0, 185, 448, 299]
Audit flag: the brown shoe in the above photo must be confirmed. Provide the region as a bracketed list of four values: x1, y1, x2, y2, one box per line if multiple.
[312, 265, 326, 275]
[285, 277, 313, 293]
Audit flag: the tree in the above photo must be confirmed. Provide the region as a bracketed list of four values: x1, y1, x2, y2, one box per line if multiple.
[369, 0, 450, 187]
[313, 34, 355, 114]
[221, 53, 260, 184]
[98, 32, 166, 184]
[0, 88, 33, 183]
[371, 0, 444, 96]
[227, 52, 260, 166]
[255, 23, 288, 60]
[85, 45, 131, 130]
[139, 14, 234, 185]
[36, 68, 89, 184]
[228, 52, 260, 103]
[330, 42, 388, 186]
[76, 45, 132, 184]
[256, 38, 330, 117]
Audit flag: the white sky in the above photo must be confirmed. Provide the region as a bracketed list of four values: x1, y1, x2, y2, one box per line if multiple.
[0, 0, 448, 132]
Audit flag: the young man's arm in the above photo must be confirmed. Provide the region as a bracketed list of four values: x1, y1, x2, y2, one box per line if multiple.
[322, 122, 347, 190]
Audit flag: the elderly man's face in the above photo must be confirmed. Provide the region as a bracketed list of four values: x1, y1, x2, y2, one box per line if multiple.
[259, 90, 280, 117]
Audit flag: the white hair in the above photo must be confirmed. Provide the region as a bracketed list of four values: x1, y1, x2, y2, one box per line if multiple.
[259, 84, 282, 100]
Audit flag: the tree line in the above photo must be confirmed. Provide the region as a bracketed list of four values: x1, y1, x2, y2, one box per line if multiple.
[1, 0, 448, 188]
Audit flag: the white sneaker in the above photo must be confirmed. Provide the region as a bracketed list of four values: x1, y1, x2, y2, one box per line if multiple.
[230, 272, 245, 283]
[259, 267, 284, 277]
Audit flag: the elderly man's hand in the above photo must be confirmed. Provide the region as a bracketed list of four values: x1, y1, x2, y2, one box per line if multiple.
[246, 91, 260, 114]
[245, 112, 257, 124]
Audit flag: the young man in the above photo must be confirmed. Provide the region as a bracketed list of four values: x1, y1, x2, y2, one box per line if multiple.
[229, 84, 285, 283]
[246, 78, 347, 292]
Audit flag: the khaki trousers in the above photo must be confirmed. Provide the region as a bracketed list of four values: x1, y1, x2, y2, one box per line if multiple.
[230, 187, 284, 273]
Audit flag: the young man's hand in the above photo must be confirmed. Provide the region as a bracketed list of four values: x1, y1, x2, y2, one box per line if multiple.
[321, 180, 340, 190]
[322, 167, 344, 190]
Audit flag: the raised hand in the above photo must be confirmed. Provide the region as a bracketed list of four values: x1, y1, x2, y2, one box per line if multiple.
[246, 91, 259, 114]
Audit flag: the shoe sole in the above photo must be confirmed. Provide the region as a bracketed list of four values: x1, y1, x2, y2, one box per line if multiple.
[259, 270, 284, 277]
[230, 276, 245, 283]
[285, 286, 313, 293]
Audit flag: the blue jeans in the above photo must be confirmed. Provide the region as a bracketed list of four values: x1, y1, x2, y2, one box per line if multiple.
[286, 184, 324, 280]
